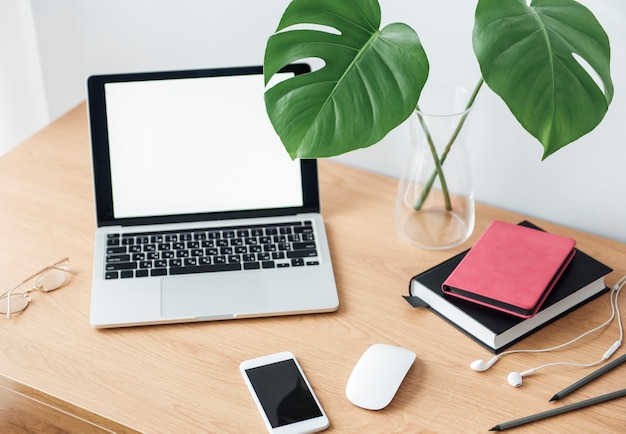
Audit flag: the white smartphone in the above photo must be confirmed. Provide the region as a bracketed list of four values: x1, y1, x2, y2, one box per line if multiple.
[240, 351, 330, 433]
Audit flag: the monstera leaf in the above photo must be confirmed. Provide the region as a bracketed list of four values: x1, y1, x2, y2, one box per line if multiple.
[474, 0, 613, 159]
[263, 0, 429, 159]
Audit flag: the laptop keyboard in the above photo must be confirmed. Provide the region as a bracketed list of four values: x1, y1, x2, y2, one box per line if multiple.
[104, 221, 319, 279]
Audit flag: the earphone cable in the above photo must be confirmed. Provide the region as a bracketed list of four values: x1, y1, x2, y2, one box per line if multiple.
[484, 277, 625, 364]
[513, 279, 624, 374]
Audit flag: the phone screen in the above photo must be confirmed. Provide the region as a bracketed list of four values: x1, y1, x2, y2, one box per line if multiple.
[244, 359, 323, 428]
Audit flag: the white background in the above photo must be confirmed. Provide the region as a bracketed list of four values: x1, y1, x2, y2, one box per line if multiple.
[3, 0, 626, 242]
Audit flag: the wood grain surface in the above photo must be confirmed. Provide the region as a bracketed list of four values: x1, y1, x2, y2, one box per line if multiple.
[0, 104, 624, 432]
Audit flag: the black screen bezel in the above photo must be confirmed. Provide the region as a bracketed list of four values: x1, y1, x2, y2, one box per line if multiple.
[86, 64, 317, 227]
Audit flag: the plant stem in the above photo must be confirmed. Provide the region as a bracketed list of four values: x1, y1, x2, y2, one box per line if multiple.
[415, 108, 452, 211]
[413, 78, 485, 211]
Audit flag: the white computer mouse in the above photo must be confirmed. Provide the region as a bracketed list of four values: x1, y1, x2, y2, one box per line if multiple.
[345, 343, 416, 410]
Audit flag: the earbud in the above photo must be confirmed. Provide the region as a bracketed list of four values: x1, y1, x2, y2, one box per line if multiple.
[507, 369, 536, 387]
[470, 356, 499, 372]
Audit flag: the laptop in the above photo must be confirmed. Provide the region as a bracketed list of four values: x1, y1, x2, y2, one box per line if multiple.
[86, 64, 339, 328]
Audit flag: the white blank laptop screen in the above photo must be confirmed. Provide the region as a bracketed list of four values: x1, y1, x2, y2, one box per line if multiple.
[103, 73, 303, 219]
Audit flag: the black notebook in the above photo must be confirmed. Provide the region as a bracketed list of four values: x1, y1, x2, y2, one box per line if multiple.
[405, 221, 613, 353]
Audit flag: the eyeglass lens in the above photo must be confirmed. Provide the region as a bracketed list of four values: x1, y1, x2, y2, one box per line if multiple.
[0, 265, 70, 315]
[35, 264, 70, 292]
[0, 293, 29, 315]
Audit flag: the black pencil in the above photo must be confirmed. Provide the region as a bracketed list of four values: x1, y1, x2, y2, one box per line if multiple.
[490, 388, 626, 431]
[550, 354, 626, 401]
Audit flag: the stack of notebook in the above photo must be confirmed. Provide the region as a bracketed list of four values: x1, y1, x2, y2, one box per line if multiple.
[405, 220, 612, 353]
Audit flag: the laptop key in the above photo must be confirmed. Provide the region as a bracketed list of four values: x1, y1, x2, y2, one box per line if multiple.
[107, 254, 131, 263]
[287, 249, 317, 258]
[169, 263, 241, 275]
[106, 262, 137, 271]
[294, 226, 313, 234]
[292, 242, 317, 250]
[244, 262, 261, 270]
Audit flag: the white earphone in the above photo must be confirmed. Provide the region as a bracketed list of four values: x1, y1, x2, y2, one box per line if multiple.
[470, 276, 625, 387]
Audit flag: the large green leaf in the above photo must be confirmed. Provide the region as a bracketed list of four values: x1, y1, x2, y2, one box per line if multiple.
[473, 0, 613, 159]
[264, 0, 429, 159]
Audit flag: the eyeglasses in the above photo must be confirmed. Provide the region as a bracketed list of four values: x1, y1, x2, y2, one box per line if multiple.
[0, 258, 75, 319]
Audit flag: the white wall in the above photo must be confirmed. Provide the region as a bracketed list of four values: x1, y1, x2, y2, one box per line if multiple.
[18, 1, 626, 243]
[30, 0, 292, 119]
[0, 1, 49, 156]
[337, 0, 626, 244]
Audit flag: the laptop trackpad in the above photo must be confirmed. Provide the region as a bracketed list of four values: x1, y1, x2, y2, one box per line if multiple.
[161, 272, 270, 319]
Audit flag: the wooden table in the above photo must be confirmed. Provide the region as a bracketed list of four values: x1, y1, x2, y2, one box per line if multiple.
[0, 103, 624, 432]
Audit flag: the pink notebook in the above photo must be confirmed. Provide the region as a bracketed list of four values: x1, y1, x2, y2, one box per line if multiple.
[442, 220, 576, 318]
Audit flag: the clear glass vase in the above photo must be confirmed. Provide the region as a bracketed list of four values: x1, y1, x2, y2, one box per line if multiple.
[395, 84, 475, 250]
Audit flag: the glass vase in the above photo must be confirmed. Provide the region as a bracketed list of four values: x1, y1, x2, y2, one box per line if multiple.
[395, 84, 475, 250]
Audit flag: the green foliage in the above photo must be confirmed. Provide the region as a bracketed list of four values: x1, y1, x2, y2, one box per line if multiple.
[264, 0, 613, 160]
[263, 0, 429, 159]
[474, 0, 613, 159]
